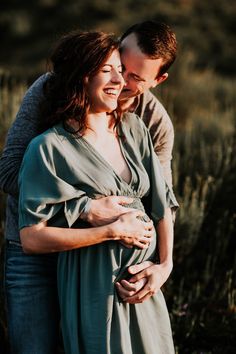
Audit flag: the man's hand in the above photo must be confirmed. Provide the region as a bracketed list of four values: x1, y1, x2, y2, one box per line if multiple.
[81, 196, 136, 226]
[115, 260, 173, 303]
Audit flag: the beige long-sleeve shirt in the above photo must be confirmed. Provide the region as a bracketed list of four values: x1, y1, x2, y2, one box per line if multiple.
[135, 90, 174, 187]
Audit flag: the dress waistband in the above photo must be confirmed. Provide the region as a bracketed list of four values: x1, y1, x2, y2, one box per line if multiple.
[121, 197, 150, 222]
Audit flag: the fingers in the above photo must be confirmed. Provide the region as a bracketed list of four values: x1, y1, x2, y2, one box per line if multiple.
[116, 211, 154, 249]
[116, 281, 136, 298]
[116, 196, 134, 205]
[128, 261, 154, 276]
[144, 220, 154, 231]
[116, 278, 147, 299]
[119, 234, 152, 249]
[119, 240, 133, 249]
[134, 233, 154, 248]
[106, 196, 133, 209]
[124, 291, 152, 304]
[118, 207, 140, 215]
[120, 279, 144, 291]
[130, 230, 153, 249]
[133, 241, 150, 249]
[142, 230, 153, 238]
[123, 282, 157, 304]
[133, 209, 146, 218]
[118, 209, 153, 224]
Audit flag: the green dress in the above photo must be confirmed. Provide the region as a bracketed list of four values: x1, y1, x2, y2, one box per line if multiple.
[19, 113, 178, 354]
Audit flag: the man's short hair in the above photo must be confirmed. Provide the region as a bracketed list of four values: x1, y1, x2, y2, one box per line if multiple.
[121, 20, 177, 76]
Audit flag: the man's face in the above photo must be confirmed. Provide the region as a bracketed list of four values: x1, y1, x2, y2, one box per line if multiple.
[119, 33, 167, 102]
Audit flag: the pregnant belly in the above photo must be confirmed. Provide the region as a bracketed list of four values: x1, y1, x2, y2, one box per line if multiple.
[80, 197, 157, 283]
[58, 197, 157, 299]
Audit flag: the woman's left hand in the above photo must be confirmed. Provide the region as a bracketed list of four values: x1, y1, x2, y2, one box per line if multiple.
[119, 260, 173, 304]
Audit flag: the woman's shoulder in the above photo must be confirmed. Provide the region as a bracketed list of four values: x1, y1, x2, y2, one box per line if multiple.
[25, 126, 61, 157]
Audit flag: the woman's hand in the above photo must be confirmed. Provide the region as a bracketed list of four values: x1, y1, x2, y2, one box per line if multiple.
[111, 210, 154, 249]
[116, 260, 173, 303]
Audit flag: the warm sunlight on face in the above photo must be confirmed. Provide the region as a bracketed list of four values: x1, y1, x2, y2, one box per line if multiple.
[86, 49, 125, 114]
[119, 33, 166, 102]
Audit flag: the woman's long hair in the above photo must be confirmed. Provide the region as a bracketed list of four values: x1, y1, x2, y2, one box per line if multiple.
[40, 30, 121, 133]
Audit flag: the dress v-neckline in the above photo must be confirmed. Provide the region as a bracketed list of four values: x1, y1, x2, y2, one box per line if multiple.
[57, 123, 134, 187]
[79, 128, 133, 187]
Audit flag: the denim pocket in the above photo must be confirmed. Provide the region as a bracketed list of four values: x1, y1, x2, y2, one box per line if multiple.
[6, 240, 22, 250]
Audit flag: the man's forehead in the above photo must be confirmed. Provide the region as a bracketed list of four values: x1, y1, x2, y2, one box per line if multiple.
[120, 33, 141, 55]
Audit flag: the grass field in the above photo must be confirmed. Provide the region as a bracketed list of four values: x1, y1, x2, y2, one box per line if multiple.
[0, 64, 235, 353]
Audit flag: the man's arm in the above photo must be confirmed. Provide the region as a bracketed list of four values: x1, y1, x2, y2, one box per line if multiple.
[0, 74, 49, 196]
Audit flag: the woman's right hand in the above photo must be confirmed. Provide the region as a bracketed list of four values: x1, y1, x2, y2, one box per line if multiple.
[111, 210, 154, 249]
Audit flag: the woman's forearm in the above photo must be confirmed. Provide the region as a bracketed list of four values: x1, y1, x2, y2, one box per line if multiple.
[156, 207, 174, 269]
[20, 210, 154, 254]
[20, 221, 115, 254]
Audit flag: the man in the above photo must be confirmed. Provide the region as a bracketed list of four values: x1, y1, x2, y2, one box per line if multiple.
[0, 21, 177, 353]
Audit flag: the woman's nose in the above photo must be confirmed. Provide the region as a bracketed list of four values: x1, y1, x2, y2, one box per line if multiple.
[111, 71, 125, 85]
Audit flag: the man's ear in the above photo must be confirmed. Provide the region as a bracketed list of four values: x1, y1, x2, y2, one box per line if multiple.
[152, 73, 168, 88]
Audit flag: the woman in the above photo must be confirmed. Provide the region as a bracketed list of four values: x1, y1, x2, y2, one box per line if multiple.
[19, 30, 178, 354]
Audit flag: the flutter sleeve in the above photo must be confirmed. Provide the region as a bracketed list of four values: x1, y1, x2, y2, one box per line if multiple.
[18, 133, 90, 229]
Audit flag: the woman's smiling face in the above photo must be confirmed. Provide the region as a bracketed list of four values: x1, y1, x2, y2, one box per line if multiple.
[86, 49, 125, 114]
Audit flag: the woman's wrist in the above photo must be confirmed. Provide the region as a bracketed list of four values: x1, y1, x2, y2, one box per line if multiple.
[105, 220, 121, 241]
[159, 259, 173, 274]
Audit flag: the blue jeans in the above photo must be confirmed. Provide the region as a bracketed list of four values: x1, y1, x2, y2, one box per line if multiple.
[4, 240, 63, 354]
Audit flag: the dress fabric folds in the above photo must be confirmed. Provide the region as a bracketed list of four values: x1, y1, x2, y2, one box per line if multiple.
[18, 113, 178, 354]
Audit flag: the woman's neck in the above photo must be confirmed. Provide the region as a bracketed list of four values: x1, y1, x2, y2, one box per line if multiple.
[85, 112, 116, 135]
[66, 112, 117, 138]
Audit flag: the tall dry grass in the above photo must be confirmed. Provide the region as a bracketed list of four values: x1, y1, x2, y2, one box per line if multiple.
[0, 72, 28, 351]
[156, 55, 236, 353]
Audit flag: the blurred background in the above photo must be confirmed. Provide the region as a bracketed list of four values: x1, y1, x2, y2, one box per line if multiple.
[0, 0, 235, 353]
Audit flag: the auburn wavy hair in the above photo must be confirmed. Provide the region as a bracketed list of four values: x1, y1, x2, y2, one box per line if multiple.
[40, 30, 121, 133]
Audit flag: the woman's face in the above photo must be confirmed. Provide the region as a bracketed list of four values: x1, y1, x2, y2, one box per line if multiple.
[86, 49, 125, 113]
